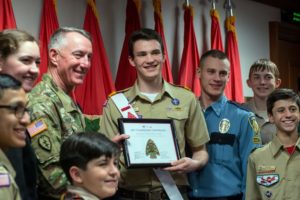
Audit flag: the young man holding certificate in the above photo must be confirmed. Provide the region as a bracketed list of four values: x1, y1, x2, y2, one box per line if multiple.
[100, 28, 209, 200]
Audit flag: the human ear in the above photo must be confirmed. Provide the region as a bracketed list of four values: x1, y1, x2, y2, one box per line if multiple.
[69, 166, 83, 184]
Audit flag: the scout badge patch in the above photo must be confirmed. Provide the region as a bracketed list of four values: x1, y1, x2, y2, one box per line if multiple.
[256, 174, 279, 187]
[219, 118, 230, 134]
[27, 119, 48, 137]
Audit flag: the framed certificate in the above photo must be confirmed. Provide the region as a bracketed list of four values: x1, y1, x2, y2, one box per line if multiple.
[118, 118, 181, 168]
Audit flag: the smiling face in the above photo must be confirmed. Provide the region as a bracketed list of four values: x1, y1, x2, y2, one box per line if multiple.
[0, 88, 30, 150]
[269, 99, 300, 135]
[0, 41, 40, 92]
[72, 155, 120, 199]
[129, 39, 164, 82]
[247, 69, 281, 100]
[49, 32, 92, 91]
[199, 56, 230, 101]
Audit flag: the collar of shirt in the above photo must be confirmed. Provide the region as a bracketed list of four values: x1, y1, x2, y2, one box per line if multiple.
[204, 95, 227, 117]
[270, 135, 300, 157]
[126, 80, 175, 103]
[43, 74, 80, 113]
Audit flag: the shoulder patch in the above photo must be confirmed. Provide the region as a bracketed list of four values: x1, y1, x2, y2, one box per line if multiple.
[0, 166, 10, 187]
[27, 119, 48, 137]
[38, 135, 52, 152]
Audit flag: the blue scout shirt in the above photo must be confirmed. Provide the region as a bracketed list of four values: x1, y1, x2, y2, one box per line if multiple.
[188, 95, 261, 198]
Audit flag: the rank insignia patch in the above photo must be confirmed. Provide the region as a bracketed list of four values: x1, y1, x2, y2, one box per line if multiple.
[256, 174, 279, 187]
[38, 135, 52, 152]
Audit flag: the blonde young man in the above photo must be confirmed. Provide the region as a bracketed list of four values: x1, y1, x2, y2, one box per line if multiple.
[243, 59, 281, 144]
[188, 50, 261, 200]
[246, 88, 300, 200]
[100, 28, 209, 200]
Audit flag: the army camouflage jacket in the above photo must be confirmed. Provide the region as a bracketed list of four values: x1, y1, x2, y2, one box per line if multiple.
[27, 74, 85, 199]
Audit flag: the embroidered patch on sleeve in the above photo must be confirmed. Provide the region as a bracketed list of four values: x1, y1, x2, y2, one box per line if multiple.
[27, 119, 48, 137]
[0, 173, 10, 187]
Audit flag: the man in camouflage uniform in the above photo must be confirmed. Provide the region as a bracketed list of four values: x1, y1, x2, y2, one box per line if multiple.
[27, 27, 92, 199]
[0, 74, 30, 200]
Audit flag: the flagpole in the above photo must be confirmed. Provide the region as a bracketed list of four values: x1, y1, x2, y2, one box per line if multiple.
[209, 0, 216, 10]
[225, 0, 233, 17]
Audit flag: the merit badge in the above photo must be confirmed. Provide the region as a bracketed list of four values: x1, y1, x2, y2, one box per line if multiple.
[171, 98, 180, 105]
[146, 139, 160, 159]
[219, 118, 230, 134]
[265, 191, 272, 199]
[256, 174, 279, 187]
[38, 135, 52, 152]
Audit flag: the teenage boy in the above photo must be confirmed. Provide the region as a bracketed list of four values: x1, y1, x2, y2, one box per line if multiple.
[244, 59, 281, 144]
[60, 132, 120, 200]
[0, 74, 30, 199]
[246, 88, 300, 200]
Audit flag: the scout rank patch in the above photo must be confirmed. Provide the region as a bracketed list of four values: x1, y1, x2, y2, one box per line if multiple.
[249, 116, 261, 144]
[219, 118, 230, 134]
[27, 119, 48, 137]
[38, 135, 52, 152]
[0, 166, 10, 187]
[256, 174, 279, 187]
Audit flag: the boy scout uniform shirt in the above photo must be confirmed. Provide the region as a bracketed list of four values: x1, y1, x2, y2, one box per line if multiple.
[243, 99, 276, 144]
[0, 150, 21, 200]
[28, 74, 85, 199]
[246, 136, 300, 200]
[188, 96, 261, 198]
[61, 186, 99, 200]
[100, 81, 209, 190]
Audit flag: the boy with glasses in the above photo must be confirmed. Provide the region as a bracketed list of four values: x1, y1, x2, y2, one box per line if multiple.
[0, 74, 30, 200]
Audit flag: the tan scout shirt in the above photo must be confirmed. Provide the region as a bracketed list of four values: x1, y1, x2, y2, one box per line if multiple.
[0, 150, 21, 200]
[243, 99, 276, 144]
[28, 74, 85, 199]
[246, 136, 300, 200]
[100, 81, 209, 190]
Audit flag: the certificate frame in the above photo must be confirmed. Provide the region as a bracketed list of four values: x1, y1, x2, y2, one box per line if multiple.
[118, 118, 181, 168]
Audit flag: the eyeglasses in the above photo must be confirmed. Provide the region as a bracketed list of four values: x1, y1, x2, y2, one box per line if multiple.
[0, 105, 29, 119]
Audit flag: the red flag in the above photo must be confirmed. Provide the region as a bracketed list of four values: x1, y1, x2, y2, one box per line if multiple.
[225, 16, 244, 103]
[74, 0, 115, 115]
[210, 8, 224, 51]
[36, 0, 59, 83]
[0, 0, 16, 30]
[178, 4, 200, 97]
[115, 0, 141, 90]
[153, 0, 173, 83]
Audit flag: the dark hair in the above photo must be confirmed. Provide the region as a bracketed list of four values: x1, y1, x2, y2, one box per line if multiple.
[60, 132, 120, 183]
[128, 28, 164, 58]
[267, 88, 300, 115]
[0, 29, 37, 60]
[0, 74, 22, 99]
[199, 49, 229, 68]
[248, 58, 280, 79]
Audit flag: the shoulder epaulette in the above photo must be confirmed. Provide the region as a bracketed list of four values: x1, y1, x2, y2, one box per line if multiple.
[250, 145, 264, 154]
[228, 100, 252, 112]
[108, 87, 130, 98]
[168, 83, 191, 91]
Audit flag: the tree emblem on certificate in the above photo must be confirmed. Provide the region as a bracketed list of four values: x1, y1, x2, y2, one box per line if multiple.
[146, 139, 160, 159]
